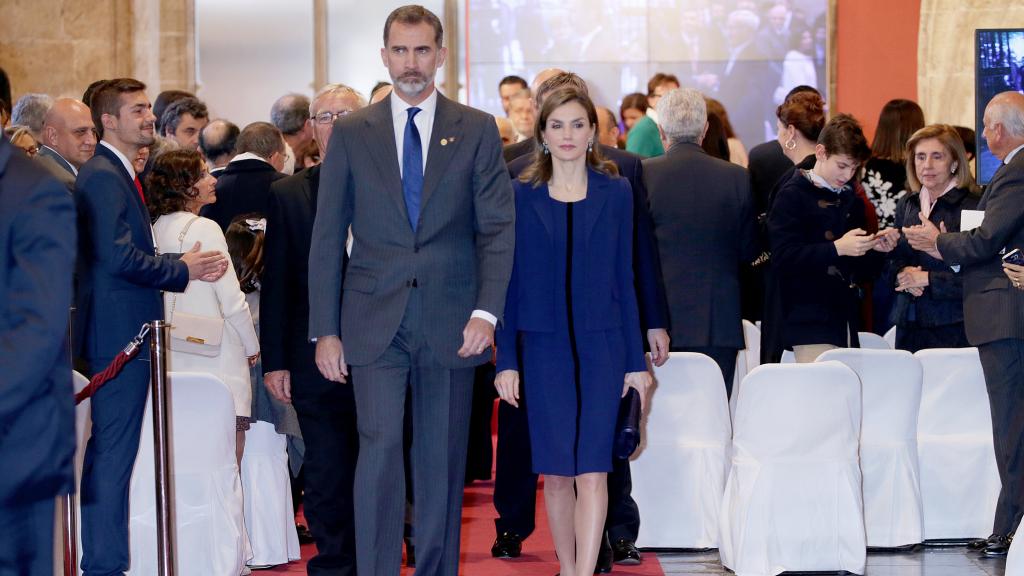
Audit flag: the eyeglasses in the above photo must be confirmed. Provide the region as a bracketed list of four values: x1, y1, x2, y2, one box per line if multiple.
[312, 110, 352, 125]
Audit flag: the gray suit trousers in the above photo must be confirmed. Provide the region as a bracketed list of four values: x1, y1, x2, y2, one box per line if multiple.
[350, 288, 474, 576]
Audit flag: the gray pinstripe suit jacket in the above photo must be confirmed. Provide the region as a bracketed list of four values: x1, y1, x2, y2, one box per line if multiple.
[937, 149, 1024, 345]
[307, 92, 515, 368]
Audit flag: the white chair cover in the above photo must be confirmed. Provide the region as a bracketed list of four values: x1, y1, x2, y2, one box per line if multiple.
[731, 320, 761, 419]
[883, 326, 897, 349]
[241, 421, 301, 566]
[72, 371, 92, 574]
[817, 349, 924, 547]
[915, 349, 1000, 540]
[780, 350, 795, 363]
[127, 372, 248, 576]
[719, 362, 866, 576]
[632, 353, 731, 548]
[858, 331, 892, 350]
[1007, 531, 1024, 576]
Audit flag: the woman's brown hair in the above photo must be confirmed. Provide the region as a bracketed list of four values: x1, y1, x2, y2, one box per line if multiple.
[519, 87, 618, 186]
[145, 149, 205, 218]
[903, 124, 978, 193]
[870, 98, 925, 163]
[776, 91, 826, 142]
[225, 214, 265, 294]
[705, 97, 737, 139]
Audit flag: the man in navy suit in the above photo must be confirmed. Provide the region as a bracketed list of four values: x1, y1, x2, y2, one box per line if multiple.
[0, 134, 76, 575]
[75, 78, 228, 576]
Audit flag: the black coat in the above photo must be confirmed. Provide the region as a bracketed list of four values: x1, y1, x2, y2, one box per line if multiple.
[506, 140, 669, 332]
[202, 158, 285, 231]
[642, 142, 757, 349]
[889, 186, 979, 329]
[0, 136, 77, 504]
[767, 170, 882, 349]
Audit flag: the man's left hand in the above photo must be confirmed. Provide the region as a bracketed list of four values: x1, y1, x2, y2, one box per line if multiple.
[903, 220, 946, 260]
[647, 328, 670, 367]
[458, 317, 494, 358]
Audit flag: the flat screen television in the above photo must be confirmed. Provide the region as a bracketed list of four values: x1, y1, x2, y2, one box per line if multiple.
[976, 29, 1024, 184]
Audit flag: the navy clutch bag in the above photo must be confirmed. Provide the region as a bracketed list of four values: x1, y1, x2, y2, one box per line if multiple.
[614, 387, 642, 459]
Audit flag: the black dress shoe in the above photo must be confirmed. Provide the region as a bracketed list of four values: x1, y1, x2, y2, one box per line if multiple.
[982, 534, 1012, 557]
[611, 539, 641, 565]
[295, 523, 314, 545]
[595, 535, 613, 573]
[491, 531, 522, 558]
[968, 533, 1000, 551]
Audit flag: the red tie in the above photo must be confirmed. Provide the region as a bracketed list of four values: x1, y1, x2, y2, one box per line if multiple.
[134, 175, 145, 204]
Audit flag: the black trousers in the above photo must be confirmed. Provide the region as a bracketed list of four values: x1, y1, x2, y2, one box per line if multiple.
[977, 338, 1024, 536]
[671, 346, 738, 398]
[0, 497, 54, 576]
[466, 363, 498, 483]
[291, 361, 359, 576]
[493, 385, 640, 542]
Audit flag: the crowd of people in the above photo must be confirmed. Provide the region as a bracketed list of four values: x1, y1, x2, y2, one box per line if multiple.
[4, 3, 1024, 576]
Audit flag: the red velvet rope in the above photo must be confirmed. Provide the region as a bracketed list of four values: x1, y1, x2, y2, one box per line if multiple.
[75, 348, 139, 405]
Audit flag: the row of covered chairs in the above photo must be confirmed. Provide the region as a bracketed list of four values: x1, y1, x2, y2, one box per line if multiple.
[631, 346, 1001, 576]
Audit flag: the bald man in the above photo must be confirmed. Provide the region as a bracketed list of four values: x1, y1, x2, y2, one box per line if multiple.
[37, 98, 97, 189]
[199, 119, 240, 177]
[596, 106, 621, 148]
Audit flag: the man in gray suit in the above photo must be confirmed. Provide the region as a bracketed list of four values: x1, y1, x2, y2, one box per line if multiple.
[36, 98, 96, 189]
[307, 5, 515, 575]
[907, 91, 1024, 556]
[643, 88, 756, 395]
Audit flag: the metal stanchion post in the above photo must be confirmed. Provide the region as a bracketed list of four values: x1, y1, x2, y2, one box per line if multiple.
[63, 306, 78, 576]
[149, 320, 176, 576]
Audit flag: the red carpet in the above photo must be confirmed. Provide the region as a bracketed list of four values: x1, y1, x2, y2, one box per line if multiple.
[266, 477, 665, 575]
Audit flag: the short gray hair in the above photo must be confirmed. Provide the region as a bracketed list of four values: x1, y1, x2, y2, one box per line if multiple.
[989, 94, 1024, 138]
[270, 93, 311, 135]
[656, 88, 707, 145]
[310, 84, 367, 116]
[11, 93, 54, 134]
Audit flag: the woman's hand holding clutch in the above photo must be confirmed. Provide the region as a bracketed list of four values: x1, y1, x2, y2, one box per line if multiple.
[495, 369, 520, 408]
[624, 371, 651, 412]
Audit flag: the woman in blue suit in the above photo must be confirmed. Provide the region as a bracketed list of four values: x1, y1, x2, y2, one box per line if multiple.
[494, 87, 651, 576]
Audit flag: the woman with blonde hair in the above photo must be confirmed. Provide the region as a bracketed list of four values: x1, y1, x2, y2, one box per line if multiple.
[889, 124, 979, 351]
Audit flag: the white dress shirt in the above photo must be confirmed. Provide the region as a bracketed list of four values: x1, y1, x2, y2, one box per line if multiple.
[1004, 143, 1024, 165]
[388, 88, 496, 327]
[100, 140, 136, 180]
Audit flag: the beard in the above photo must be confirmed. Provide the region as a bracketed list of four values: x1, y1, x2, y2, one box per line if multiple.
[138, 124, 156, 147]
[395, 72, 429, 98]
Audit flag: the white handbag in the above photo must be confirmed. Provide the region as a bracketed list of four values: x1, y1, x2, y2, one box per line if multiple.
[166, 216, 224, 357]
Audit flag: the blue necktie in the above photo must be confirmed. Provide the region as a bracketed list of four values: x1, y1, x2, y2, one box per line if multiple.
[402, 107, 424, 232]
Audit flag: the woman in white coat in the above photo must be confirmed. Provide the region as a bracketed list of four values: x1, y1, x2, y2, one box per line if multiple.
[148, 149, 260, 464]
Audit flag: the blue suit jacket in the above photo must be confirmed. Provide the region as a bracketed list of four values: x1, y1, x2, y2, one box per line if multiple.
[75, 144, 189, 361]
[496, 169, 646, 374]
[0, 136, 77, 504]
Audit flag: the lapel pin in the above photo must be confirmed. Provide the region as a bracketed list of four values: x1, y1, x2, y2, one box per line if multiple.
[441, 136, 455, 146]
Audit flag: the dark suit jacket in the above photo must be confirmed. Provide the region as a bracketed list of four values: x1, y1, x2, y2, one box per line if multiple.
[309, 93, 515, 368]
[747, 140, 793, 218]
[495, 169, 646, 374]
[75, 143, 189, 361]
[0, 136, 76, 504]
[507, 141, 669, 332]
[263, 165, 328, 374]
[503, 138, 534, 164]
[643, 142, 757, 349]
[202, 158, 285, 231]
[937, 150, 1024, 345]
[36, 145, 77, 191]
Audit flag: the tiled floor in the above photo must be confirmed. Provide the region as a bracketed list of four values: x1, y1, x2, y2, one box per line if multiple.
[655, 546, 1007, 575]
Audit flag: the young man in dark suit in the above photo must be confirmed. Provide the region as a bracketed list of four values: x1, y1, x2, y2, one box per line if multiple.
[263, 83, 365, 576]
[0, 134, 76, 574]
[496, 72, 669, 570]
[643, 87, 758, 394]
[907, 91, 1024, 557]
[75, 78, 228, 576]
[308, 7, 515, 575]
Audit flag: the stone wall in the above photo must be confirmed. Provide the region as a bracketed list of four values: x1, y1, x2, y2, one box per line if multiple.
[1, 0, 193, 103]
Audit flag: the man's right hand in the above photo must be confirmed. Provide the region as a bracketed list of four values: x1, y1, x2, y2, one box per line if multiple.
[264, 370, 292, 403]
[180, 241, 229, 281]
[315, 335, 348, 383]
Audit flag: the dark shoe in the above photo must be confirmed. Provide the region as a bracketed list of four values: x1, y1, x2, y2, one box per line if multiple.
[404, 536, 416, 567]
[968, 533, 1000, 551]
[982, 534, 1013, 557]
[595, 535, 613, 573]
[295, 523, 314, 545]
[611, 539, 641, 565]
[491, 531, 522, 558]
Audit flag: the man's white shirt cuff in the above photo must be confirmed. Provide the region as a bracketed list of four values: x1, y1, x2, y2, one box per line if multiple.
[471, 309, 497, 326]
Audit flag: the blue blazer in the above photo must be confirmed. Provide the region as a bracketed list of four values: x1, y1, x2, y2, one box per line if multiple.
[496, 168, 646, 374]
[75, 144, 189, 360]
[0, 136, 77, 504]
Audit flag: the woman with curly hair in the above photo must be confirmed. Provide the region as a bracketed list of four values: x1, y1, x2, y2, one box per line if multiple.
[148, 148, 260, 465]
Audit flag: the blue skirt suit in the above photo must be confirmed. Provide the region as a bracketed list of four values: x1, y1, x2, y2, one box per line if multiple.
[496, 168, 647, 476]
